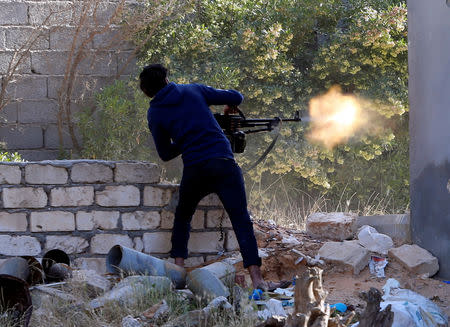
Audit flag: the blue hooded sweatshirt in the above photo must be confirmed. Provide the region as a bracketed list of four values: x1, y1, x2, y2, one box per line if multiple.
[147, 82, 243, 166]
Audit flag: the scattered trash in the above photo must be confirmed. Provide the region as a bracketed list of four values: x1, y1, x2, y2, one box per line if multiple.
[249, 289, 263, 300]
[330, 302, 348, 313]
[273, 287, 294, 297]
[357, 225, 394, 255]
[443, 280, 450, 284]
[381, 278, 448, 327]
[369, 256, 388, 278]
[281, 235, 302, 245]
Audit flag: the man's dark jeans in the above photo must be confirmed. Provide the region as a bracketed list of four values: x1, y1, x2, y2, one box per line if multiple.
[171, 158, 262, 268]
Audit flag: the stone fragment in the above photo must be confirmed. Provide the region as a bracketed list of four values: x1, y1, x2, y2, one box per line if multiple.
[143, 186, 173, 207]
[2, 187, 47, 208]
[122, 211, 160, 230]
[71, 269, 111, 297]
[189, 232, 224, 253]
[0, 235, 41, 256]
[71, 162, 113, 183]
[143, 232, 172, 253]
[318, 240, 370, 274]
[306, 212, 357, 241]
[76, 211, 119, 230]
[0, 164, 21, 184]
[356, 214, 411, 245]
[122, 315, 143, 327]
[162, 310, 206, 327]
[357, 225, 394, 255]
[50, 186, 94, 206]
[90, 234, 133, 254]
[90, 276, 172, 309]
[388, 244, 439, 277]
[30, 211, 75, 232]
[114, 162, 160, 183]
[142, 300, 170, 320]
[96, 185, 140, 207]
[31, 285, 78, 309]
[25, 164, 68, 184]
[0, 212, 27, 231]
[45, 235, 88, 254]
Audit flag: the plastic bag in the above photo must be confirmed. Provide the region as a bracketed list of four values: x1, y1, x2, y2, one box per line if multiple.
[357, 225, 394, 255]
[380, 278, 448, 327]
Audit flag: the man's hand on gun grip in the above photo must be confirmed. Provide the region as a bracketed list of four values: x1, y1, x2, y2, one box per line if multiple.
[224, 104, 240, 115]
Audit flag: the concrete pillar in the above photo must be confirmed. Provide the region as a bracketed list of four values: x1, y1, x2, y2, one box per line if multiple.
[408, 0, 450, 278]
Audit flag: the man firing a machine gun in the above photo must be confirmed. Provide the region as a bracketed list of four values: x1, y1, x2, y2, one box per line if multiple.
[139, 64, 298, 291]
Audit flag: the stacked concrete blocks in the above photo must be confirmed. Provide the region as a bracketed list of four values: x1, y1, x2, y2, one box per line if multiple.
[0, 160, 235, 273]
[0, 0, 137, 160]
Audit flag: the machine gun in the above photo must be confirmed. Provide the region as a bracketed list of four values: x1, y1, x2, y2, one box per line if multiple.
[214, 108, 302, 153]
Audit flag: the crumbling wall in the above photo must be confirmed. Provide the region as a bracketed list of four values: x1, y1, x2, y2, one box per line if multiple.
[0, 0, 134, 160]
[0, 160, 236, 273]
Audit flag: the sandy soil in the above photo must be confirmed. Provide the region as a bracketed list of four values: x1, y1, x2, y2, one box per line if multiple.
[212, 220, 450, 318]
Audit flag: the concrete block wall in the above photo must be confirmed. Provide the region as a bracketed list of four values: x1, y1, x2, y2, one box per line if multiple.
[0, 160, 237, 273]
[0, 0, 137, 161]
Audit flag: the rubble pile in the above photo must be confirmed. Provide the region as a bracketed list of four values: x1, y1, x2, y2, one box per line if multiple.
[0, 213, 448, 327]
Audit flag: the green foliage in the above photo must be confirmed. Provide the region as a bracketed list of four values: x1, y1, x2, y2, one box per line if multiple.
[79, 0, 409, 212]
[0, 150, 23, 162]
[135, 0, 409, 211]
[78, 80, 152, 161]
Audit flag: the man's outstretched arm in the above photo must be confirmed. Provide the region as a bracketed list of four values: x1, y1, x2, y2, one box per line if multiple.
[198, 84, 244, 106]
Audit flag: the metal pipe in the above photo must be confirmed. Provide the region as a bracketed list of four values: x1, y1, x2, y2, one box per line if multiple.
[0, 257, 30, 282]
[106, 245, 186, 289]
[42, 249, 70, 283]
[21, 256, 44, 286]
[0, 274, 32, 327]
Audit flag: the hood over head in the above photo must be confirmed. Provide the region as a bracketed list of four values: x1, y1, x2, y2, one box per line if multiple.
[150, 82, 183, 106]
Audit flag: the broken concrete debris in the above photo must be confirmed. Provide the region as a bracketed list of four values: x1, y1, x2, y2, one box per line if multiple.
[306, 212, 358, 241]
[355, 214, 411, 245]
[122, 315, 143, 327]
[388, 244, 439, 277]
[318, 240, 371, 274]
[71, 269, 111, 297]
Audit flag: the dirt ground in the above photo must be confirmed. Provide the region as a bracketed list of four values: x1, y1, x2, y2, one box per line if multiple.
[203, 219, 450, 317]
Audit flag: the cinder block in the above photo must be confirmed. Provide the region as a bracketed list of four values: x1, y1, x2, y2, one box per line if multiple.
[31, 51, 68, 75]
[143, 186, 173, 207]
[188, 232, 224, 253]
[44, 124, 82, 149]
[0, 2, 28, 25]
[25, 164, 68, 184]
[96, 185, 140, 207]
[389, 244, 439, 277]
[318, 241, 370, 274]
[17, 150, 59, 161]
[122, 211, 161, 230]
[0, 51, 31, 74]
[92, 28, 134, 50]
[0, 164, 21, 184]
[199, 193, 222, 206]
[49, 26, 86, 50]
[2, 187, 47, 208]
[77, 51, 117, 76]
[226, 230, 239, 251]
[0, 212, 27, 232]
[134, 237, 144, 252]
[7, 76, 48, 100]
[50, 186, 94, 206]
[90, 234, 133, 254]
[5, 27, 49, 50]
[117, 51, 138, 75]
[0, 125, 43, 149]
[0, 28, 5, 50]
[0, 102, 18, 123]
[206, 210, 232, 228]
[307, 212, 358, 241]
[28, 2, 73, 26]
[71, 162, 113, 183]
[18, 100, 58, 124]
[76, 210, 119, 230]
[30, 211, 75, 232]
[73, 257, 107, 274]
[114, 162, 160, 183]
[0, 235, 41, 256]
[48, 76, 114, 100]
[168, 256, 205, 268]
[191, 210, 205, 229]
[160, 210, 175, 229]
[45, 235, 88, 254]
[142, 232, 172, 253]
